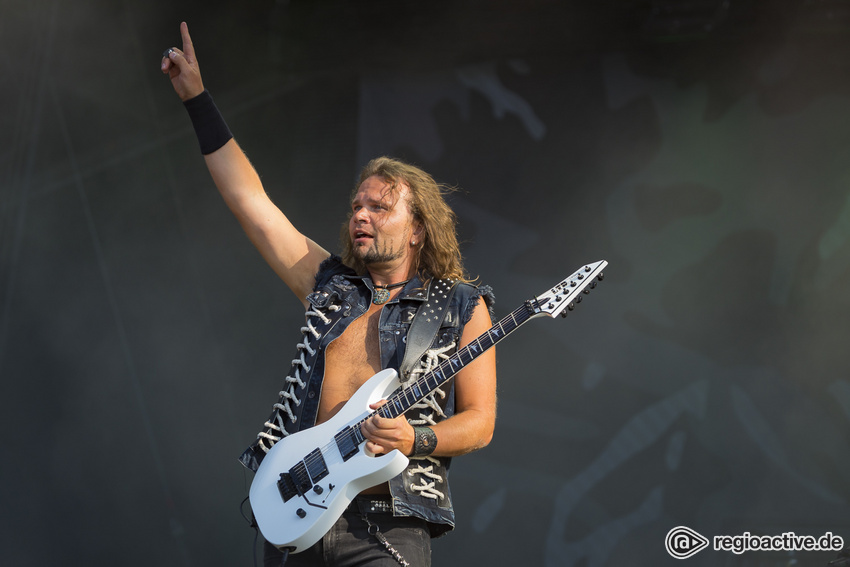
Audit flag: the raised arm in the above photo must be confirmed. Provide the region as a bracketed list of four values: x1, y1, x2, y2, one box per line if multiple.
[161, 22, 329, 307]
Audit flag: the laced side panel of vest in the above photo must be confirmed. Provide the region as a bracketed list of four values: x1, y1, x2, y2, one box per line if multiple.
[255, 304, 340, 453]
[403, 341, 457, 500]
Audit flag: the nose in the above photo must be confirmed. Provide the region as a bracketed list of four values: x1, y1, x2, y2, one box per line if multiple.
[353, 207, 369, 224]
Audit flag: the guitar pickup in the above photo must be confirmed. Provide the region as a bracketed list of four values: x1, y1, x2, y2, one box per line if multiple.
[305, 448, 329, 483]
[334, 428, 360, 462]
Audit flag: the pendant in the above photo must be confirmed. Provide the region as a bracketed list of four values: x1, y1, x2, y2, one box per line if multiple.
[373, 288, 391, 305]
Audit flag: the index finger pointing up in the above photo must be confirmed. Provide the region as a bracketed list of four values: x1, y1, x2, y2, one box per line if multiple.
[180, 21, 196, 63]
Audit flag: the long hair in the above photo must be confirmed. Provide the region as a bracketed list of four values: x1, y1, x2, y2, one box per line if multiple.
[340, 157, 471, 282]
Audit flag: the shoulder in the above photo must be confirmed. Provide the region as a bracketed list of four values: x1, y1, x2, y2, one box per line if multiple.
[312, 255, 358, 291]
[451, 281, 495, 325]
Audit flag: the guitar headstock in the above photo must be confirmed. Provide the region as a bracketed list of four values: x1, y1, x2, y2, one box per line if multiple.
[530, 260, 607, 319]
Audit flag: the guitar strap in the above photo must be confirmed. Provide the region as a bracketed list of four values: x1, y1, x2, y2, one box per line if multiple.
[398, 278, 458, 382]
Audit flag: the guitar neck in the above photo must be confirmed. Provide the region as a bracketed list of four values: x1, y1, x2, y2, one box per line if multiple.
[347, 260, 606, 444]
[376, 301, 536, 420]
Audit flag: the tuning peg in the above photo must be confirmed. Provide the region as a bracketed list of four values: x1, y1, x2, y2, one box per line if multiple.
[568, 302, 575, 311]
[560, 310, 568, 318]
[590, 280, 597, 289]
[597, 273, 604, 281]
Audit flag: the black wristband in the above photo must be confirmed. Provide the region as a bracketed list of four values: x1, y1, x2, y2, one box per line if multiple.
[183, 89, 233, 155]
[411, 426, 437, 458]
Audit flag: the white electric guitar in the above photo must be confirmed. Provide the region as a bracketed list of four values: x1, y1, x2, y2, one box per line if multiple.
[250, 260, 608, 553]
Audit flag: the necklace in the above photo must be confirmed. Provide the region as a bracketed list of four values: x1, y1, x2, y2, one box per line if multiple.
[372, 280, 410, 305]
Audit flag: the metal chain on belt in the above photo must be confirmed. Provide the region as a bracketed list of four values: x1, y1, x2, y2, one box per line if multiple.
[361, 514, 410, 567]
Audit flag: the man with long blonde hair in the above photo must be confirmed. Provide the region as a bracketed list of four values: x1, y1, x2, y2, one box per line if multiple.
[163, 22, 496, 567]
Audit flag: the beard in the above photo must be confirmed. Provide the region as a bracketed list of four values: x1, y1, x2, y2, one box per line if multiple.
[356, 238, 405, 266]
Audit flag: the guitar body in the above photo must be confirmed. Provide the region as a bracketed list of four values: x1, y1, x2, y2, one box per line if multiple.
[250, 368, 410, 553]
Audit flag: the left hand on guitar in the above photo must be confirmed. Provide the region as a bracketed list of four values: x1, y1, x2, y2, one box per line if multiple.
[360, 400, 415, 456]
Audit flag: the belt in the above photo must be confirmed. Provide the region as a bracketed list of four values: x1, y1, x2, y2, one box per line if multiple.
[348, 495, 394, 515]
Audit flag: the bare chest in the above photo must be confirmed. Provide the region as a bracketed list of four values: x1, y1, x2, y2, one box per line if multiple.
[318, 303, 384, 423]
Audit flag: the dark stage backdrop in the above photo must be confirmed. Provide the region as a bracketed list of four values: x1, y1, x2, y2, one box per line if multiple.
[3, 1, 850, 566]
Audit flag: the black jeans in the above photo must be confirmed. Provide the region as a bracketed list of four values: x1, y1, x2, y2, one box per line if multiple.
[263, 497, 432, 567]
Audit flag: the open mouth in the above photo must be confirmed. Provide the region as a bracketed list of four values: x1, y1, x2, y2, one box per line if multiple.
[353, 229, 373, 244]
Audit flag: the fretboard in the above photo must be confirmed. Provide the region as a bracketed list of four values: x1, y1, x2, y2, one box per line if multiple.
[374, 300, 536, 421]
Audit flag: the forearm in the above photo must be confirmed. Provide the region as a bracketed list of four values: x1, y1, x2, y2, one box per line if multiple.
[193, 113, 281, 253]
[180, 90, 265, 209]
[203, 138, 268, 215]
[415, 408, 495, 458]
[363, 401, 495, 459]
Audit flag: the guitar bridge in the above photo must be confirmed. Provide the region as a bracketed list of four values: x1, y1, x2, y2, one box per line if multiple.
[277, 472, 298, 502]
[276, 447, 330, 504]
[289, 461, 313, 495]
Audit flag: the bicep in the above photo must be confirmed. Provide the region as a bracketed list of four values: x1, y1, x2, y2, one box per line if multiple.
[453, 300, 497, 418]
[237, 194, 331, 306]
[205, 142, 331, 304]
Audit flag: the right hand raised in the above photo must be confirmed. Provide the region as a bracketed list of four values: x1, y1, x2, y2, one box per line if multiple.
[161, 22, 204, 101]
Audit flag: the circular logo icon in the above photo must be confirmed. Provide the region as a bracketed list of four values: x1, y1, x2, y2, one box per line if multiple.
[666, 526, 710, 559]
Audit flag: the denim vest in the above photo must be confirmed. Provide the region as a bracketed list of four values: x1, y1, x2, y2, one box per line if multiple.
[239, 256, 494, 537]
